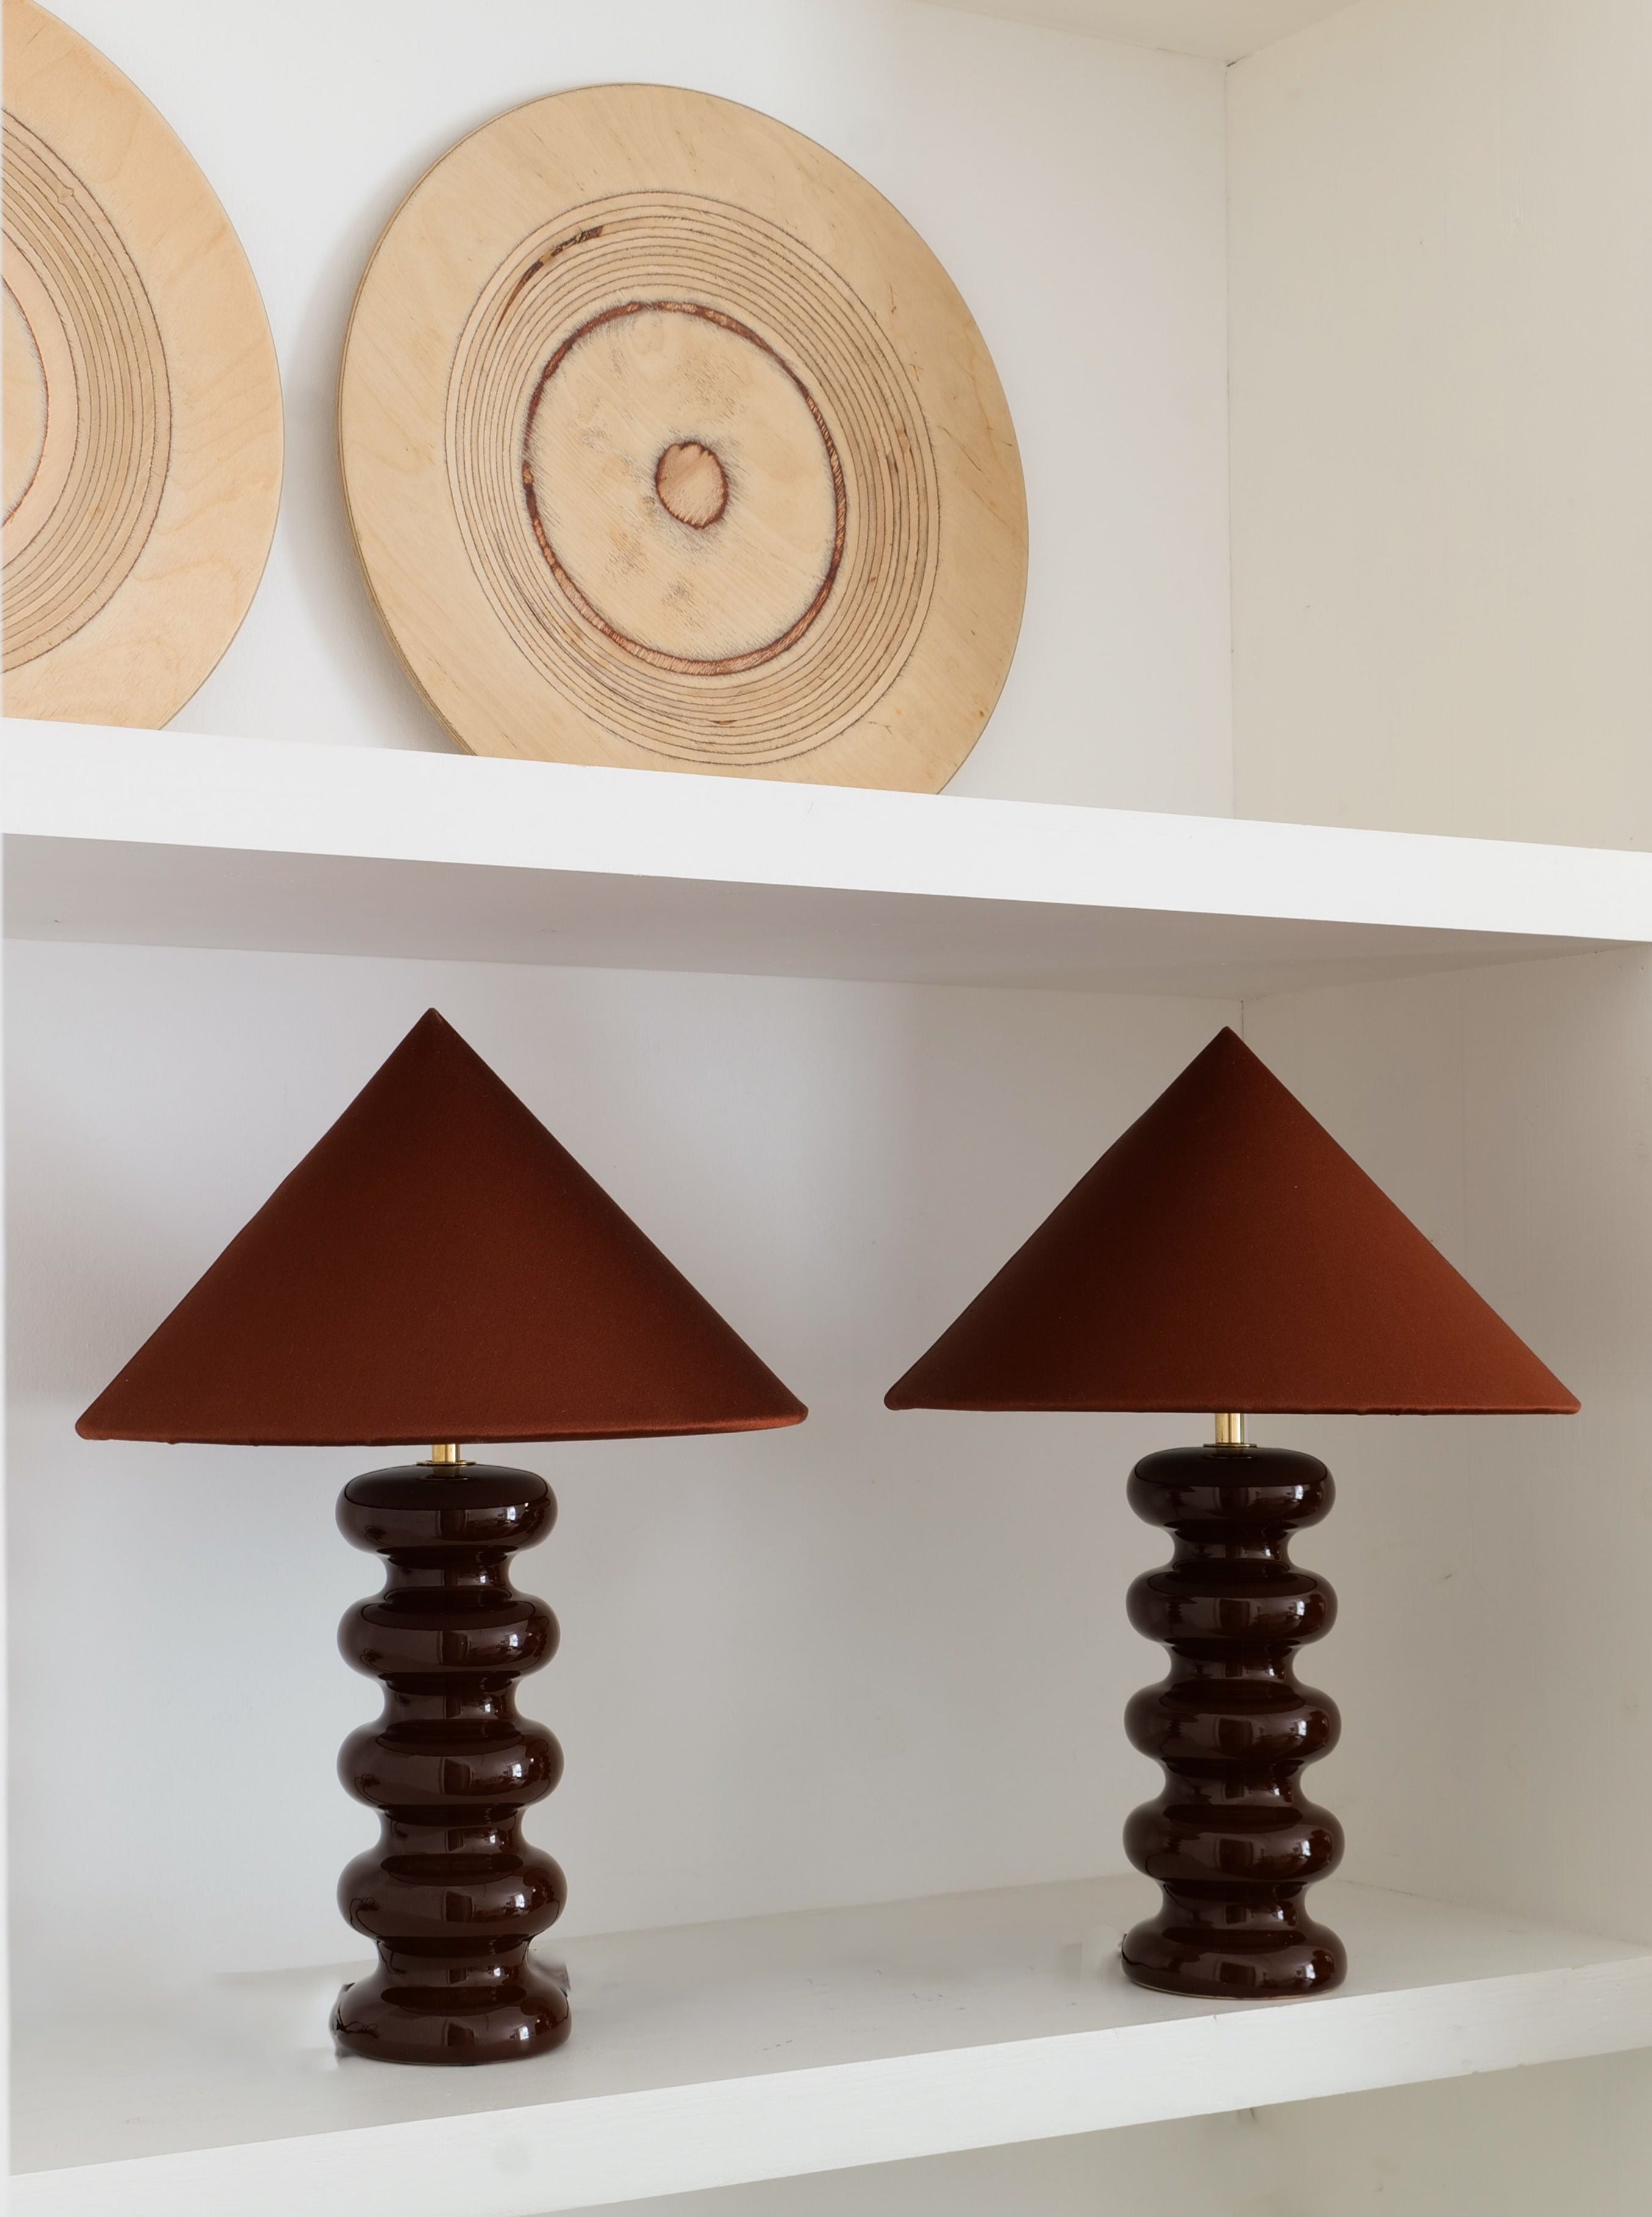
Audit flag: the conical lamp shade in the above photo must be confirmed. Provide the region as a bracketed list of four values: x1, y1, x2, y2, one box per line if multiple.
[886, 1028, 1575, 1416]
[79, 1010, 807, 1445]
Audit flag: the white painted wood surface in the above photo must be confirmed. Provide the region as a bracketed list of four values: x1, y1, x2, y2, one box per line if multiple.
[4, 720, 1646, 993]
[932, 1, 1356, 64]
[14, 1875, 1652, 2216]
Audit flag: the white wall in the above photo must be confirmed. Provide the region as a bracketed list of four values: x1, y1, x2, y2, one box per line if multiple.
[1249, 946, 1652, 1946]
[1228, 0, 1652, 848]
[40, 0, 1234, 816]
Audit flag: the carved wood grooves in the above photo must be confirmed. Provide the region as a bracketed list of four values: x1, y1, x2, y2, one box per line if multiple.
[2, 0, 282, 728]
[1121, 1444, 1347, 1998]
[339, 84, 1027, 791]
[457, 202, 926, 759]
[2, 111, 171, 670]
[332, 1465, 570, 2065]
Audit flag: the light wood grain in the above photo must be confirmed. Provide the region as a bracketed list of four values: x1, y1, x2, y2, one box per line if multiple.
[1, 0, 282, 726]
[339, 84, 1028, 791]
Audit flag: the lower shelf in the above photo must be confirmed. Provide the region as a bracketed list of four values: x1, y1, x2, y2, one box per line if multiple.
[15, 1874, 1652, 2217]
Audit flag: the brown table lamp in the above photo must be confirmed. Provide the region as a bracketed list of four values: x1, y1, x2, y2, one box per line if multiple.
[79, 1010, 805, 2065]
[886, 1028, 1575, 2000]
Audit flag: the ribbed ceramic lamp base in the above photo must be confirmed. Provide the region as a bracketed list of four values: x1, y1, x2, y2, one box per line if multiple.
[332, 1940, 570, 2066]
[332, 1463, 570, 2065]
[1120, 1443, 1346, 2000]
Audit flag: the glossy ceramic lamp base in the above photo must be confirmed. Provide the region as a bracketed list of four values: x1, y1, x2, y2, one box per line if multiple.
[71, 1011, 807, 2063]
[332, 1463, 570, 2065]
[332, 1936, 571, 2066]
[1121, 1443, 1346, 2000]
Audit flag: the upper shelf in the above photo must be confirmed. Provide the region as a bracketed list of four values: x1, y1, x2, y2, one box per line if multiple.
[4, 718, 1648, 996]
[958, 1, 1357, 66]
[13, 1874, 1652, 2217]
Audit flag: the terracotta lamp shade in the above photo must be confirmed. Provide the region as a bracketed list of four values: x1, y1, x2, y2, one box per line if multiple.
[79, 1010, 804, 2067]
[887, 1028, 1575, 2002]
[887, 1028, 1575, 1418]
[79, 1008, 806, 1446]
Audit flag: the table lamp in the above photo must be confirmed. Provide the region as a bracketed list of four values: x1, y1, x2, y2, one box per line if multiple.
[78, 1009, 806, 2065]
[885, 1027, 1575, 2000]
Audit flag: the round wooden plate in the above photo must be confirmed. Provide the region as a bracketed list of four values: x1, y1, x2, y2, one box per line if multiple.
[2, 0, 282, 725]
[340, 84, 1027, 790]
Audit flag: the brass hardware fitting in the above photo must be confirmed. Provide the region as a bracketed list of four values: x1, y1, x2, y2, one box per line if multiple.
[1212, 1412, 1248, 1449]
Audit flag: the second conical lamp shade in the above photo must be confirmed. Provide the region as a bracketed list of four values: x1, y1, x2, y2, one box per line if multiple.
[79, 1009, 806, 1445]
[887, 1028, 1575, 1415]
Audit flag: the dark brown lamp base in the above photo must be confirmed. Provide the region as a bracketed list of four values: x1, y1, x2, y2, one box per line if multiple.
[1121, 1443, 1345, 2000]
[332, 1461, 570, 2065]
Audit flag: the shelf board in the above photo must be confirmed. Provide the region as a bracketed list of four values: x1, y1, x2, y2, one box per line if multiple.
[13, 1874, 1652, 2216]
[5, 719, 1646, 995]
[948, 2, 1357, 66]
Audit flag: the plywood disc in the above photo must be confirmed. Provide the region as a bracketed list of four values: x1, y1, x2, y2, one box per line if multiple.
[340, 85, 1028, 789]
[2, 0, 282, 725]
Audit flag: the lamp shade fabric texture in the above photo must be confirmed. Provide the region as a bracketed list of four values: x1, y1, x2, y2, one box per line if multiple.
[886, 1028, 1576, 1416]
[78, 1009, 806, 1445]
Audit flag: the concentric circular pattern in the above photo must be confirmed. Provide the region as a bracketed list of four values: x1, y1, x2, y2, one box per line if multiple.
[523, 298, 844, 675]
[2, 114, 171, 671]
[447, 193, 937, 766]
[340, 85, 1026, 791]
[1, 0, 281, 729]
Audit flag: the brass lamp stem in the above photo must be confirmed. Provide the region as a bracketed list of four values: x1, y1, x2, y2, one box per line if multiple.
[427, 1441, 465, 1466]
[1212, 1412, 1248, 1449]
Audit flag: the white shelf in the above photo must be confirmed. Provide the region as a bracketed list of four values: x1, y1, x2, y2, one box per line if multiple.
[4, 719, 1647, 995]
[14, 1875, 1652, 2217]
